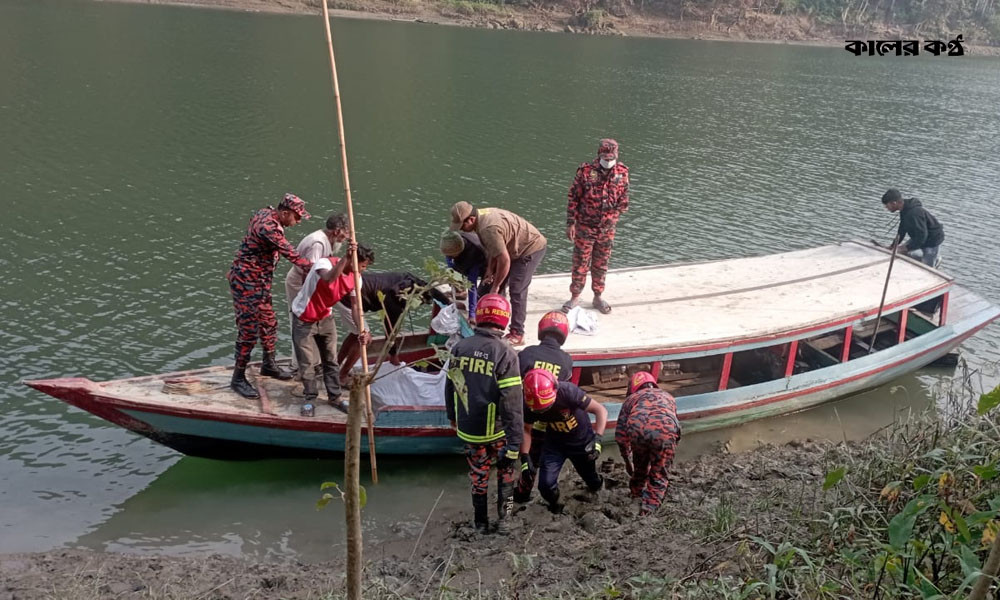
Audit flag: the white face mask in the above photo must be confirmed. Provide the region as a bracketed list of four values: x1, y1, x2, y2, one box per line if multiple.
[600, 158, 616, 169]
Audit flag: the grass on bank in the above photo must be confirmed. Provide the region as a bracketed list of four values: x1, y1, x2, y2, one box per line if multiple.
[350, 361, 1000, 599]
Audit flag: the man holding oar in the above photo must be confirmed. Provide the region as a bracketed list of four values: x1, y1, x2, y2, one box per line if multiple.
[881, 188, 945, 267]
[227, 194, 313, 399]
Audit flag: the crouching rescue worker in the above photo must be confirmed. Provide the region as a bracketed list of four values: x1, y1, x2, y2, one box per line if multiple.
[616, 371, 681, 516]
[521, 368, 607, 513]
[514, 311, 573, 503]
[445, 293, 524, 534]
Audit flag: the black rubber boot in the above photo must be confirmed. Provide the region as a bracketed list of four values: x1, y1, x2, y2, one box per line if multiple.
[472, 494, 489, 534]
[260, 352, 294, 380]
[496, 481, 515, 535]
[230, 367, 259, 399]
[546, 489, 564, 514]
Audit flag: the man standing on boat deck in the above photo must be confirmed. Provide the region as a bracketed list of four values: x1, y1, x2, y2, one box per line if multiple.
[616, 371, 681, 516]
[227, 193, 313, 399]
[291, 243, 373, 417]
[284, 212, 350, 372]
[445, 293, 524, 534]
[881, 189, 945, 267]
[514, 311, 573, 503]
[449, 202, 547, 346]
[564, 138, 630, 314]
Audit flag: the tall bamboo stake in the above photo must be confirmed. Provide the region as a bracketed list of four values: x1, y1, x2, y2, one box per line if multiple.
[868, 236, 900, 354]
[320, 0, 378, 484]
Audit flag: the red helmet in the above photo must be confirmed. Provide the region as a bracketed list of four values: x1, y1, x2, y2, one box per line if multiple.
[475, 293, 511, 330]
[627, 371, 657, 395]
[523, 368, 557, 412]
[538, 311, 570, 344]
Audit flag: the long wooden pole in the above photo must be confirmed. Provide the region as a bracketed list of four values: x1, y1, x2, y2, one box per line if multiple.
[320, 0, 378, 484]
[868, 236, 900, 354]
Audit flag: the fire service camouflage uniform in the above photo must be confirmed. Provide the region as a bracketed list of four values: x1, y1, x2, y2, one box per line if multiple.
[514, 338, 573, 502]
[567, 159, 629, 296]
[228, 207, 311, 371]
[615, 387, 681, 516]
[445, 327, 524, 532]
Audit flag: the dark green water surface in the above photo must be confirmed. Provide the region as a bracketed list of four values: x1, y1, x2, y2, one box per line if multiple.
[2, 0, 999, 558]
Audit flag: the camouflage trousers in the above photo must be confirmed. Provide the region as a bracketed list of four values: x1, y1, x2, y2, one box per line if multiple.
[623, 414, 681, 516]
[465, 440, 517, 496]
[571, 225, 616, 295]
[228, 268, 278, 369]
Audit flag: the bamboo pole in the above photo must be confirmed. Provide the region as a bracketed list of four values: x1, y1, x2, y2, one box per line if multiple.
[320, 0, 378, 484]
[868, 236, 900, 354]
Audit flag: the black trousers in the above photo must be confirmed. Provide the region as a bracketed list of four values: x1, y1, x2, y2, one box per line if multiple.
[504, 246, 546, 335]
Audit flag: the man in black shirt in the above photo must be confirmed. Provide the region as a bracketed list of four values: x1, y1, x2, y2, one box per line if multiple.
[337, 271, 450, 383]
[514, 311, 573, 503]
[520, 368, 607, 514]
[881, 188, 945, 267]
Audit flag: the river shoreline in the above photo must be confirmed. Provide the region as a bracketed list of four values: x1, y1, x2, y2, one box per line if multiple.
[99, 0, 1000, 55]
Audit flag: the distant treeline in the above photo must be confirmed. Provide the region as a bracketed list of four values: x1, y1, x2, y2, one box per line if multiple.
[527, 0, 1000, 44]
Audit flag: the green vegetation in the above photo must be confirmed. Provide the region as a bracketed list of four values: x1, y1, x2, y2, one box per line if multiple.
[349, 367, 1000, 599]
[440, 0, 511, 17]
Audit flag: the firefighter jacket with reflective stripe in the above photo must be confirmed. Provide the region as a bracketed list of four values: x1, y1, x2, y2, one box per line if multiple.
[445, 327, 524, 449]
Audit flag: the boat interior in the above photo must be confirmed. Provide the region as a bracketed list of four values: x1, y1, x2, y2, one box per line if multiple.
[576, 296, 947, 405]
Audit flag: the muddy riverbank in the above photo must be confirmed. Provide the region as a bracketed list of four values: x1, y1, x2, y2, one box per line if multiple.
[4, 399, 1000, 599]
[0, 440, 840, 598]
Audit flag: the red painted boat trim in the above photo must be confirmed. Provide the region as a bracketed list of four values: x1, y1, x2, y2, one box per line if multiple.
[570, 283, 950, 362]
[897, 310, 909, 344]
[718, 353, 732, 391]
[940, 292, 950, 325]
[785, 340, 798, 377]
[682, 325, 985, 421]
[841, 326, 853, 363]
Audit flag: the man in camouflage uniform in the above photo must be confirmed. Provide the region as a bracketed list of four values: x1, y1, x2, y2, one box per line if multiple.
[565, 138, 630, 314]
[227, 193, 313, 399]
[616, 371, 681, 516]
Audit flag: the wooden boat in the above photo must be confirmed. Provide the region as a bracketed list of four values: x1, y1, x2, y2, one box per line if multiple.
[24, 241, 999, 458]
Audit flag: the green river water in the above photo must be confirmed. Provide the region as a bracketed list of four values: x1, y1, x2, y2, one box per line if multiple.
[1, 0, 999, 560]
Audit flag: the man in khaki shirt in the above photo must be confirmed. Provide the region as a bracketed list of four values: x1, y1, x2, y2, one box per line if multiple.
[450, 201, 547, 346]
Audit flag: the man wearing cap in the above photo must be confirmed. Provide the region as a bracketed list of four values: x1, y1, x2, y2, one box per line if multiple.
[439, 230, 488, 319]
[284, 212, 350, 372]
[227, 193, 313, 399]
[449, 203, 547, 346]
[564, 138, 630, 314]
[880, 188, 944, 267]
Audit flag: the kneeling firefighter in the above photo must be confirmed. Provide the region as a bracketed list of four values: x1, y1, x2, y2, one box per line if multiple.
[520, 368, 607, 513]
[514, 311, 573, 503]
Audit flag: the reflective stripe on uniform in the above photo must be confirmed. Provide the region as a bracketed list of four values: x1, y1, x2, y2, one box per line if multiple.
[456, 429, 505, 444]
[497, 376, 521, 389]
[486, 402, 496, 438]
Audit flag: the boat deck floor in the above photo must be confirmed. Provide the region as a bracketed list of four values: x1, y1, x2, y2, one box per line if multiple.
[107, 366, 354, 423]
[522, 241, 950, 354]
